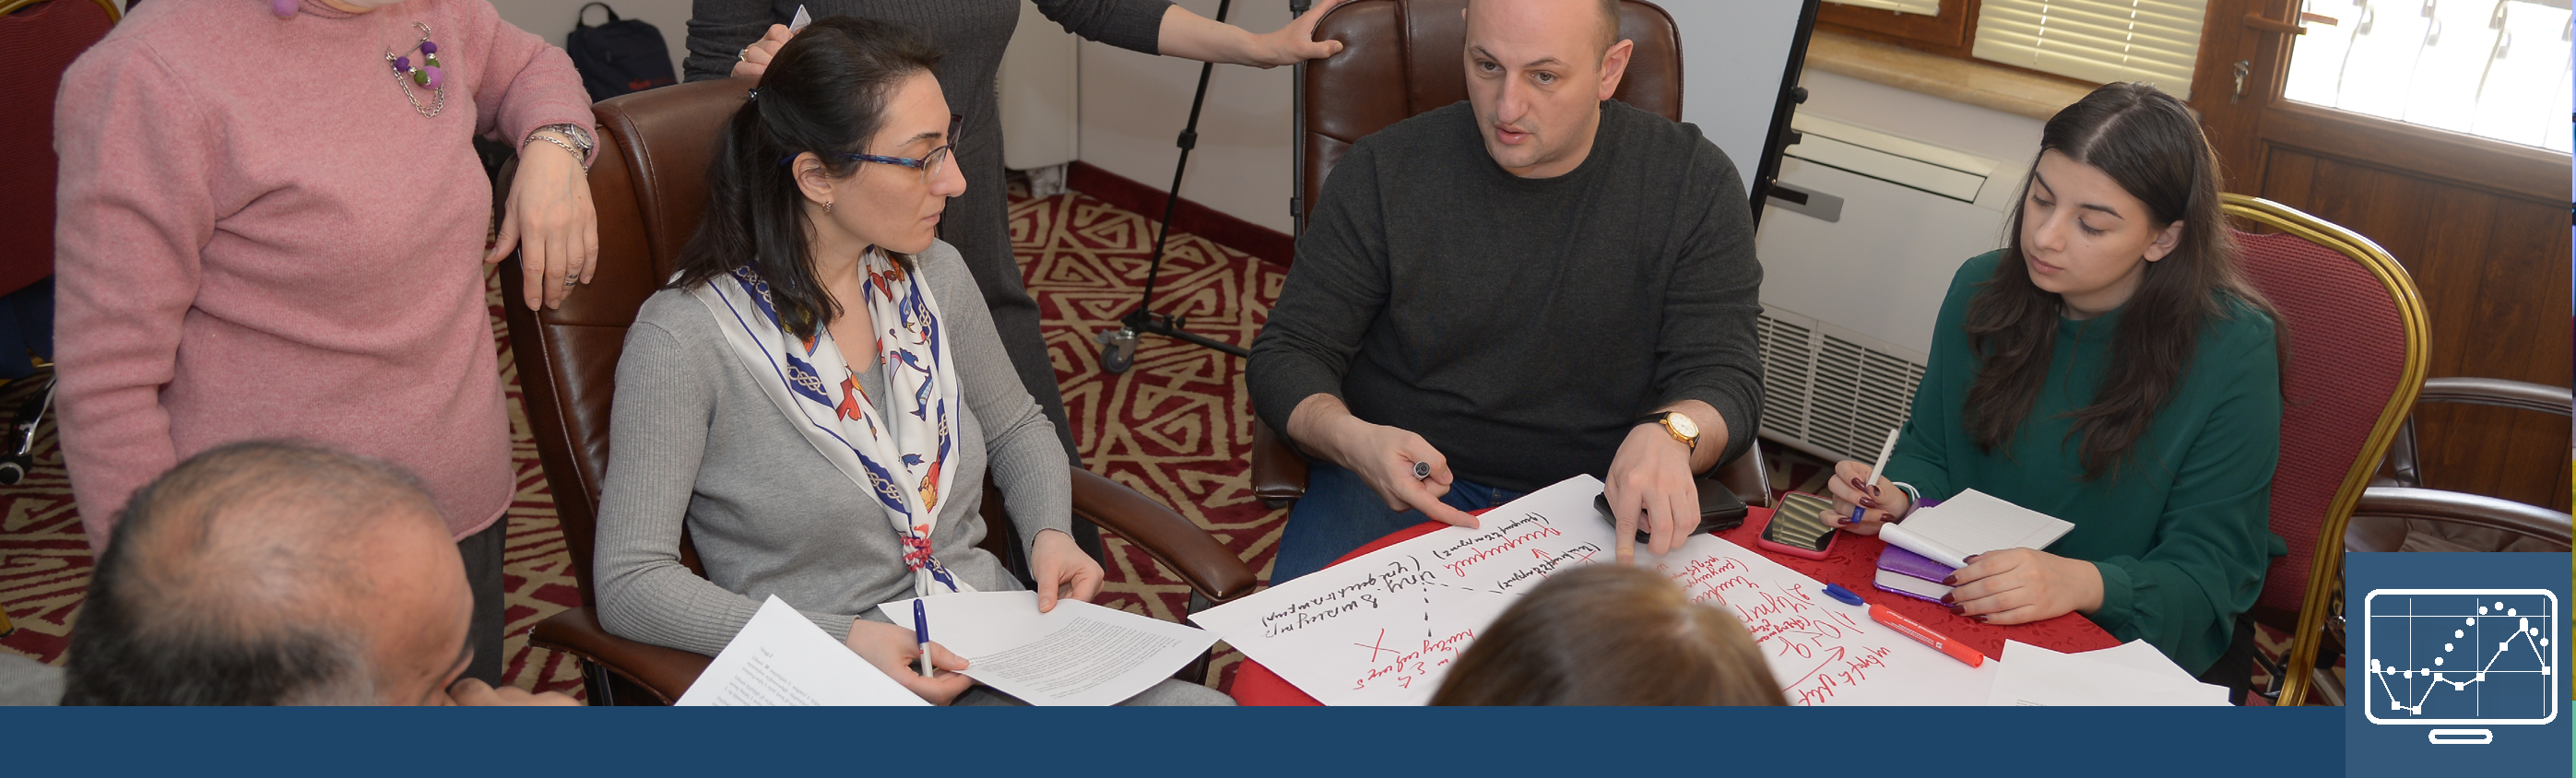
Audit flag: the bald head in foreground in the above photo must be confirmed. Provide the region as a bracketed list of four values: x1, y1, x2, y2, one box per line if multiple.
[60, 442, 573, 705]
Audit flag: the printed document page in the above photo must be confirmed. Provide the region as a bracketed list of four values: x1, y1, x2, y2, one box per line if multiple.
[877, 591, 1217, 706]
[675, 595, 930, 706]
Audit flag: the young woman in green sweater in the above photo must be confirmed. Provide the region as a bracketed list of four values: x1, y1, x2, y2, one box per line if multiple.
[1825, 82, 2288, 678]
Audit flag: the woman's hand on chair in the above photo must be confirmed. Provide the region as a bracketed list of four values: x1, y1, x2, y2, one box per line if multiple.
[1942, 548, 2104, 625]
[487, 128, 598, 311]
[731, 24, 796, 79]
[845, 619, 975, 704]
[1824, 460, 1909, 536]
[1028, 528, 1102, 613]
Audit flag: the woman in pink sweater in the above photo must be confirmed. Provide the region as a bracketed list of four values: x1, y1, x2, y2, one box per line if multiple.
[53, 0, 597, 685]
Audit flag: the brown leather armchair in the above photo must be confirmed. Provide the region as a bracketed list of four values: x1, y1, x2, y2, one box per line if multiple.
[2354, 376, 2572, 552]
[1249, 0, 1770, 511]
[498, 79, 1258, 705]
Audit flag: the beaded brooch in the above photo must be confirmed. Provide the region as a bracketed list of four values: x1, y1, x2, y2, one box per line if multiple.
[384, 22, 446, 118]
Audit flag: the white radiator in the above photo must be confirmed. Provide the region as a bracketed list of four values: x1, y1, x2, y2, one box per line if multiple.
[1755, 112, 2024, 463]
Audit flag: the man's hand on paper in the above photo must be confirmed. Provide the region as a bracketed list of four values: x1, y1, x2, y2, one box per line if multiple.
[1604, 420, 1699, 562]
[1288, 394, 1479, 530]
[1825, 459, 1912, 536]
[445, 678, 582, 706]
[1942, 548, 2104, 625]
[731, 24, 796, 79]
[846, 619, 974, 704]
[1028, 528, 1103, 613]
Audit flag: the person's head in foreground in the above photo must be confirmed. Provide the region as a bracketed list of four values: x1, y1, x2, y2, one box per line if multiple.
[59, 442, 573, 706]
[1461, 0, 1631, 178]
[1430, 565, 1785, 705]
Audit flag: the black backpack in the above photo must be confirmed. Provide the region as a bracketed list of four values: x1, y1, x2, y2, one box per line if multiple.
[564, 2, 677, 102]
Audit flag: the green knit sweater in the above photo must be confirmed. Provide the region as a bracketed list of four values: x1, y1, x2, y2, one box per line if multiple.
[1884, 251, 2288, 674]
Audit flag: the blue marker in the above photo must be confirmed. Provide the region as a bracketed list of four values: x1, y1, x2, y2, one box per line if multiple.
[1823, 583, 1866, 607]
[913, 599, 933, 678]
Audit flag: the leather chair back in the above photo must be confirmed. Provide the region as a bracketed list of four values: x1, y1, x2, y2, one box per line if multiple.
[1299, 0, 1683, 231]
[0, 0, 118, 298]
[501, 78, 1028, 606]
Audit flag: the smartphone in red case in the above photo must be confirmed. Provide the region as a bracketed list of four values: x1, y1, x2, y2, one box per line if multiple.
[1756, 491, 1839, 560]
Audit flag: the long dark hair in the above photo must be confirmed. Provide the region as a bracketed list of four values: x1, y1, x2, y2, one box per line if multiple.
[1428, 565, 1785, 705]
[670, 17, 943, 338]
[1964, 82, 2278, 479]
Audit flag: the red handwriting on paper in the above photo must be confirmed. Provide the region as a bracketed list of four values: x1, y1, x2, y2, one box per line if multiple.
[1353, 629, 1397, 663]
[1436, 514, 1565, 578]
[1351, 628, 1478, 692]
[1661, 554, 1894, 706]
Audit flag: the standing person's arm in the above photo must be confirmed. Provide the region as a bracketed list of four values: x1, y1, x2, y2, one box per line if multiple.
[684, 0, 775, 82]
[52, 42, 215, 550]
[461, 2, 600, 311]
[1601, 147, 1764, 561]
[727, 0, 1349, 79]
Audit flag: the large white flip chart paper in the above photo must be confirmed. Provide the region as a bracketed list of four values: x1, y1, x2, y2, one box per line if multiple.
[1190, 476, 2000, 705]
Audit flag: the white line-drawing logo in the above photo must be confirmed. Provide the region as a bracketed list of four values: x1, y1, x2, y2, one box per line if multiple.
[2361, 589, 2558, 743]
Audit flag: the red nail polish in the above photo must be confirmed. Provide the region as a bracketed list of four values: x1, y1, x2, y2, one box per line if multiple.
[1868, 484, 1882, 497]
[1965, 554, 1981, 564]
[1942, 574, 1957, 586]
[1939, 593, 1956, 605]
[1974, 615, 1991, 623]
[1947, 605, 1963, 615]
[1861, 498, 1880, 509]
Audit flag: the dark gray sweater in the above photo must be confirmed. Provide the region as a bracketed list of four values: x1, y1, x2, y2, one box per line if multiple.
[1248, 100, 1765, 494]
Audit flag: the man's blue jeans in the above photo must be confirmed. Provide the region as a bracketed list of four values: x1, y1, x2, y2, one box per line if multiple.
[1269, 461, 1526, 584]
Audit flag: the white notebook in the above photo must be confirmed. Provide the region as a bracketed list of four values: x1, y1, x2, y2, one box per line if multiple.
[1878, 489, 2074, 569]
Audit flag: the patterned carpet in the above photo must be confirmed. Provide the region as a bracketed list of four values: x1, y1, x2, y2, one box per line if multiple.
[0, 178, 2318, 703]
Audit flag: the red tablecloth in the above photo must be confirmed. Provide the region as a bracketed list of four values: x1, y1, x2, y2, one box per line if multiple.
[1231, 503, 2123, 705]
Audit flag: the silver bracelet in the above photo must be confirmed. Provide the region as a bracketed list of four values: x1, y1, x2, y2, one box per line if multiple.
[524, 132, 589, 174]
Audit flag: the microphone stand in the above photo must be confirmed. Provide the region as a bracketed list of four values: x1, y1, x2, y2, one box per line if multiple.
[1094, 0, 1257, 374]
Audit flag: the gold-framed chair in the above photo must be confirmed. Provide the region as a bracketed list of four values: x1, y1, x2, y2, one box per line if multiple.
[2221, 193, 2431, 706]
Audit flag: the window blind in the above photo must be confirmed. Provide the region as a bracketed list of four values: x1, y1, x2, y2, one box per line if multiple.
[1830, 0, 1944, 15]
[1973, 0, 2208, 99]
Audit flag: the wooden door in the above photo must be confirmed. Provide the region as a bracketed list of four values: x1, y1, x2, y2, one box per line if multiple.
[2192, 0, 2571, 511]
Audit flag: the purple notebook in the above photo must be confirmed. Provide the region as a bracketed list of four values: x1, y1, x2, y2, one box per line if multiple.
[1873, 545, 1956, 605]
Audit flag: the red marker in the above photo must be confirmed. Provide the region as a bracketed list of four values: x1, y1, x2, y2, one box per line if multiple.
[1869, 604, 1985, 667]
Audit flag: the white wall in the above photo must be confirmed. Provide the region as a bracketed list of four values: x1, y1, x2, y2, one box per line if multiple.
[1073, 0, 1814, 234]
[1076, 0, 1298, 233]
[492, 0, 694, 79]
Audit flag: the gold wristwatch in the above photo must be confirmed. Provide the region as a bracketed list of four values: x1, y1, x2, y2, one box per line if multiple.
[1638, 411, 1699, 452]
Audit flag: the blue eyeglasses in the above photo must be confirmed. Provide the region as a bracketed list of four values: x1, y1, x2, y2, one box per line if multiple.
[782, 114, 963, 185]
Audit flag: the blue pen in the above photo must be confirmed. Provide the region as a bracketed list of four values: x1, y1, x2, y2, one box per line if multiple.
[1849, 428, 1901, 525]
[913, 599, 933, 678]
[1823, 583, 1866, 607]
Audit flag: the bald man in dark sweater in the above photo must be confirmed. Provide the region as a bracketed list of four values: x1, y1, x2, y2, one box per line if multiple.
[1248, 0, 1763, 582]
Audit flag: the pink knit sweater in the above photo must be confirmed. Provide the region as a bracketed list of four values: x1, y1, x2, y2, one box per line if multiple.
[53, 0, 594, 548]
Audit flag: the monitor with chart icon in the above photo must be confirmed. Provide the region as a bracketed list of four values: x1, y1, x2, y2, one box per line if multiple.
[2361, 589, 2559, 743]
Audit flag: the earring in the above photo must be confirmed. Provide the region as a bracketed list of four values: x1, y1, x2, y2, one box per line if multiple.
[271, 0, 297, 18]
[823, 201, 834, 213]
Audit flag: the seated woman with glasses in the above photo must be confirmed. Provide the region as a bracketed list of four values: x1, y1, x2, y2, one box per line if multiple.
[590, 17, 1225, 706]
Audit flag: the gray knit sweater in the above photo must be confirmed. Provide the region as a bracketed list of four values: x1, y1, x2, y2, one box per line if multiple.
[593, 241, 1070, 655]
[1248, 101, 1766, 494]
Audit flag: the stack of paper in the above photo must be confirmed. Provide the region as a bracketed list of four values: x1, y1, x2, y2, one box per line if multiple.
[1986, 640, 2231, 706]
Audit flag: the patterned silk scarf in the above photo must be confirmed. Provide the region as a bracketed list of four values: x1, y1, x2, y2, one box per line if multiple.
[688, 250, 969, 596]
